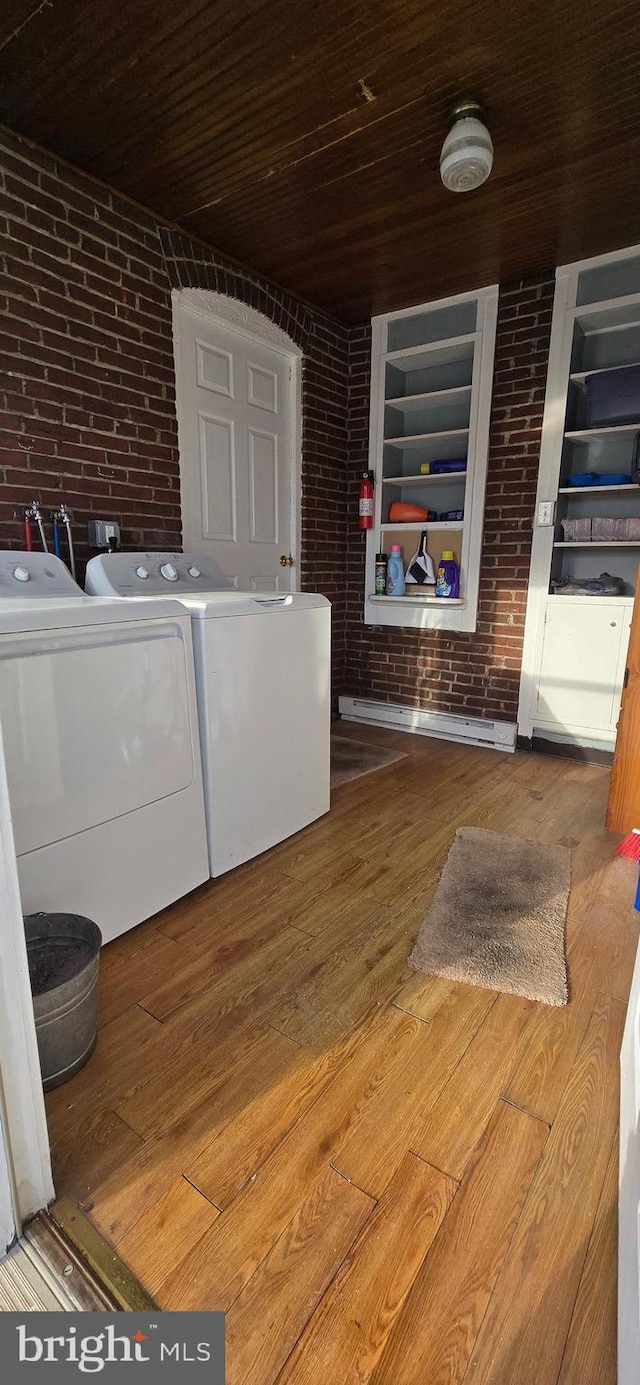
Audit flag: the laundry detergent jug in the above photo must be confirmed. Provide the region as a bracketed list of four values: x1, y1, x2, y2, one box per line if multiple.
[435, 550, 460, 598]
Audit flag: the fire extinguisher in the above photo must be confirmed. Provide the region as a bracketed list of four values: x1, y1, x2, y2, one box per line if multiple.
[359, 471, 374, 530]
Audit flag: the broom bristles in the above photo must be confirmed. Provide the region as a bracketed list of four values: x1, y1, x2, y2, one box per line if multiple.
[615, 829, 640, 860]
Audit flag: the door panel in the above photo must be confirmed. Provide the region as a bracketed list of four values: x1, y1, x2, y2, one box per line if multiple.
[197, 340, 233, 396]
[607, 581, 640, 833]
[177, 306, 297, 592]
[200, 414, 236, 540]
[249, 430, 278, 544]
[247, 361, 277, 411]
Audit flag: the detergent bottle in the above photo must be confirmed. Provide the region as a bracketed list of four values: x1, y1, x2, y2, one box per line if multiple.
[435, 550, 460, 598]
[386, 545, 406, 596]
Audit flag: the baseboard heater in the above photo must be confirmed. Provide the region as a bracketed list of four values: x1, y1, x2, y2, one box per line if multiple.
[338, 696, 517, 753]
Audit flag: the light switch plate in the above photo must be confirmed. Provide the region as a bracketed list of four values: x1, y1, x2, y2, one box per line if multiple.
[537, 501, 555, 527]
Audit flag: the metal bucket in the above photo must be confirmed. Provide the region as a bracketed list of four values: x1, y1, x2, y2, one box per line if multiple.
[24, 913, 102, 1092]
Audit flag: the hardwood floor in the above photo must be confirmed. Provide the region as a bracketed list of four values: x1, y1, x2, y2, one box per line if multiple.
[46, 726, 637, 1383]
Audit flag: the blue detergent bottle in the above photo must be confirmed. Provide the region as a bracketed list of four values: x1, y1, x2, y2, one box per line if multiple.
[435, 550, 460, 598]
[386, 545, 406, 596]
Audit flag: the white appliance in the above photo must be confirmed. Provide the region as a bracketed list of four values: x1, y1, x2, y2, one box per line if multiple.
[85, 552, 331, 876]
[0, 552, 209, 944]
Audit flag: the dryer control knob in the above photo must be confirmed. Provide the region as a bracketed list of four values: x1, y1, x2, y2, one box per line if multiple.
[160, 563, 178, 582]
[187, 566, 201, 578]
[135, 566, 149, 579]
[13, 565, 30, 582]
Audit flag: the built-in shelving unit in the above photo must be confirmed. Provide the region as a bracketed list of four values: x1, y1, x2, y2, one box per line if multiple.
[518, 243, 640, 749]
[364, 286, 499, 632]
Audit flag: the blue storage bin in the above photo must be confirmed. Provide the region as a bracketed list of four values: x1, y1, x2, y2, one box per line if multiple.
[569, 471, 633, 486]
[585, 366, 640, 426]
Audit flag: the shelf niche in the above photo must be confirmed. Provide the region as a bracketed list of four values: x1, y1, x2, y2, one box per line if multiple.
[363, 287, 499, 633]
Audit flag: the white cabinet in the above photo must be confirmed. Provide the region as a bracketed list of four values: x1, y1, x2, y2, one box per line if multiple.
[363, 286, 499, 632]
[519, 244, 640, 748]
[535, 598, 631, 736]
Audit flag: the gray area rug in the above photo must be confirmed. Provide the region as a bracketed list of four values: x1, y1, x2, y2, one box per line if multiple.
[330, 735, 407, 789]
[409, 827, 571, 1006]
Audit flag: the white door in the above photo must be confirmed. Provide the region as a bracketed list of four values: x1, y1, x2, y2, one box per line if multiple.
[175, 303, 299, 592]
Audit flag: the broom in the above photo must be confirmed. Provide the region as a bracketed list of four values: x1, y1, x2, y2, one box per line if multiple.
[615, 828, 640, 860]
[615, 830, 640, 911]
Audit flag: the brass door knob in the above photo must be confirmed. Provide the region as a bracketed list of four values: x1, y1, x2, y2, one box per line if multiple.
[279, 554, 295, 567]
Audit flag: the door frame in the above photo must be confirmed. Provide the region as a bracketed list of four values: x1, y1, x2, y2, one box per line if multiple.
[171, 289, 304, 590]
[0, 718, 54, 1246]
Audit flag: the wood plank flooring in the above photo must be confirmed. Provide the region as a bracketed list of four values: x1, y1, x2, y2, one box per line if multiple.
[46, 726, 636, 1383]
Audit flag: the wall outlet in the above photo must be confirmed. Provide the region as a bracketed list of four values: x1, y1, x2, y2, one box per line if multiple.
[88, 519, 121, 548]
[537, 501, 555, 527]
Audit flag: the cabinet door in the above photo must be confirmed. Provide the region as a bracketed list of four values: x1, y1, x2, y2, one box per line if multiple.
[536, 601, 627, 731]
[607, 586, 640, 833]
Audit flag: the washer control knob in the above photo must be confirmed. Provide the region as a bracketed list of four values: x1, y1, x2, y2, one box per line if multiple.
[135, 566, 149, 580]
[160, 562, 178, 582]
[13, 566, 30, 582]
[187, 566, 201, 578]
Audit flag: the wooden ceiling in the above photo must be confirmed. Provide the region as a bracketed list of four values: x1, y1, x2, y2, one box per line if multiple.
[2, 0, 640, 322]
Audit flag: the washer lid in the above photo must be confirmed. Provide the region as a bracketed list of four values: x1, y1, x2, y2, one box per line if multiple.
[180, 591, 331, 617]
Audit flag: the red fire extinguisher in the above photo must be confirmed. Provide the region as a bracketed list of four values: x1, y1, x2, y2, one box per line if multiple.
[359, 471, 374, 529]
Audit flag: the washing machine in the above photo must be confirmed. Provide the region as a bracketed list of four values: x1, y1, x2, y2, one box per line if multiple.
[0, 552, 209, 944]
[85, 552, 331, 876]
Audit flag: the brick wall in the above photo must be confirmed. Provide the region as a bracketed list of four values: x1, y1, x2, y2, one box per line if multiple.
[345, 276, 555, 723]
[1, 129, 182, 563]
[0, 126, 348, 688]
[1, 121, 555, 715]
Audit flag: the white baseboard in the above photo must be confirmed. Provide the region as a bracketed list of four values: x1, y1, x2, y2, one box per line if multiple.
[338, 696, 517, 753]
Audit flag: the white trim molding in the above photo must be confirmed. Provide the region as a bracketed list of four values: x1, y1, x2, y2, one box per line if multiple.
[172, 289, 304, 357]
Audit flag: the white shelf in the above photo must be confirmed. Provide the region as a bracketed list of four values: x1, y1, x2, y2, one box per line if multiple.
[565, 425, 640, 442]
[554, 540, 640, 548]
[385, 335, 476, 372]
[381, 521, 462, 532]
[548, 592, 634, 604]
[570, 363, 640, 388]
[368, 593, 465, 606]
[573, 292, 640, 332]
[383, 472, 466, 486]
[559, 483, 637, 493]
[385, 385, 472, 412]
[384, 427, 469, 449]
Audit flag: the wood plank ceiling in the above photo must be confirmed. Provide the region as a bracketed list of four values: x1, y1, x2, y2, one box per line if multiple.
[2, 0, 640, 322]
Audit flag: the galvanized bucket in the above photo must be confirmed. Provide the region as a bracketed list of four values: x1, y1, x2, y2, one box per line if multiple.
[24, 913, 102, 1092]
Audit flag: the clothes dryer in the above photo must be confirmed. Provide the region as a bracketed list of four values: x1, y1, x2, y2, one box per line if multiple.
[0, 552, 209, 942]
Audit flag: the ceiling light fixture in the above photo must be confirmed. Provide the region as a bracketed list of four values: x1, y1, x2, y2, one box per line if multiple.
[440, 99, 493, 193]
